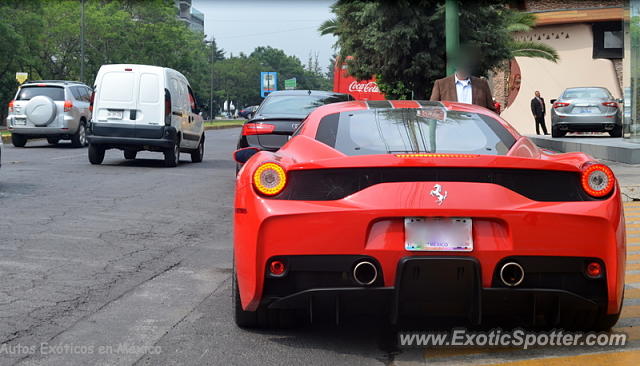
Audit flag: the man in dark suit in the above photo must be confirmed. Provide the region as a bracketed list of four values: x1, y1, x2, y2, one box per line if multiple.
[429, 68, 496, 112]
[530, 90, 548, 135]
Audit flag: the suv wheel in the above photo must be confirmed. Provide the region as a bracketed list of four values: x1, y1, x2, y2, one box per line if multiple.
[88, 144, 105, 165]
[47, 136, 60, 145]
[124, 150, 137, 160]
[11, 134, 27, 147]
[71, 123, 88, 147]
[191, 137, 204, 163]
[164, 138, 180, 167]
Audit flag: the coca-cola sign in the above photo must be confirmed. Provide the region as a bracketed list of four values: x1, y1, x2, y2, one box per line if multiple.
[348, 81, 380, 94]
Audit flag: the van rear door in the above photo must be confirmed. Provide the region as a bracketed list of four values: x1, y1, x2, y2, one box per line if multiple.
[95, 69, 138, 126]
[135, 71, 164, 138]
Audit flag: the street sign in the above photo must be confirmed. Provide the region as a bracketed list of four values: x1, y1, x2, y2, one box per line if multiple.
[16, 72, 28, 84]
[284, 77, 296, 90]
[261, 72, 277, 98]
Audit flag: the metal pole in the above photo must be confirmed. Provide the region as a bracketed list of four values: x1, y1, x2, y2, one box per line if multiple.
[445, 0, 459, 76]
[80, 0, 85, 83]
[210, 39, 214, 120]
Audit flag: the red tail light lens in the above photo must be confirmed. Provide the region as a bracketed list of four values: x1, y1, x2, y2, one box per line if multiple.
[586, 262, 602, 278]
[269, 260, 286, 276]
[242, 123, 276, 136]
[253, 162, 287, 196]
[63, 100, 73, 112]
[602, 102, 618, 108]
[8, 100, 14, 113]
[553, 102, 569, 108]
[581, 163, 615, 197]
[89, 91, 95, 112]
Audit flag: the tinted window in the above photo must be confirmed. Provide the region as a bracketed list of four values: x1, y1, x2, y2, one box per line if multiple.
[258, 94, 350, 115]
[70, 86, 82, 100]
[79, 87, 90, 101]
[316, 108, 515, 156]
[17, 86, 65, 101]
[562, 88, 611, 99]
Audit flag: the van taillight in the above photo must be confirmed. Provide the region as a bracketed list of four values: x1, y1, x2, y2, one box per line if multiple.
[164, 89, 171, 126]
[64, 100, 73, 112]
[89, 91, 95, 112]
[8, 100, 14, 113]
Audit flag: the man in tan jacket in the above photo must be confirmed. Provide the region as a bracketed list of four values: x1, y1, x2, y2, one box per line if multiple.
[430, 68, 496, 112]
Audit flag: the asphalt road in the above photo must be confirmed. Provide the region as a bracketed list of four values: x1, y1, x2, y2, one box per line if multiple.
[0, 129, 639, 366]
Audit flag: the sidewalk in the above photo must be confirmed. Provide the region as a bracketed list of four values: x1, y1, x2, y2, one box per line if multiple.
[603, 160, 640, 201]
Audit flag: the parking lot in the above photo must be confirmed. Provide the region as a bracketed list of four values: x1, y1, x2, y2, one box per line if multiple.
[0, 128, 639, 366]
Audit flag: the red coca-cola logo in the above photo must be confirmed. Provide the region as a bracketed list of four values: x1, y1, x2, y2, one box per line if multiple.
[348, 81, 380, 93]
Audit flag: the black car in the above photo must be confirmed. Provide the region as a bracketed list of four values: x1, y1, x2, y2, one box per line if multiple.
[238, 105, 258, 119]
[237, 90, 353, 152]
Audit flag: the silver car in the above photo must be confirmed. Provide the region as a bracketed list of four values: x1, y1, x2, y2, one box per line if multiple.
[6, 80, 92, 147]
[550, 87, 622, 137]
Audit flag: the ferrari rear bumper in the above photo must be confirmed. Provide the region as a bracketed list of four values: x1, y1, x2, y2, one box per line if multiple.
[265, 256, 605, 327]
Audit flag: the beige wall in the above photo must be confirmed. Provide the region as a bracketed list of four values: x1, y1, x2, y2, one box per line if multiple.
[501, 23, 622, 135]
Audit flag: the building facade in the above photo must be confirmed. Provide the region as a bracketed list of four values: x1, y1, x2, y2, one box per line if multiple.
[494, 0, 624, 135]
[174, 0, 204, 33]
[627, 0, 640, 139]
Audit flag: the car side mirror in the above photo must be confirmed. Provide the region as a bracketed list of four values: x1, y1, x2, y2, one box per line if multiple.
[233, 147, 260, 164]
[550, 99, 556, 104]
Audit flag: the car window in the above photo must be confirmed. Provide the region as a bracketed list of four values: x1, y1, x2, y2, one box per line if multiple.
[562, 88, 611, 99]
[17, 86, 65, 101]
[258, 94, 350, 115]
[315, 108, 516, 156]
[187, 86, 197, 112]
[70, 86, 82, 100]
[79, 87, 90, 102]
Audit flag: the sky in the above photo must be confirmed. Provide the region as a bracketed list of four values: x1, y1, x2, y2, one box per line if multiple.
[192, 0, 337, 71]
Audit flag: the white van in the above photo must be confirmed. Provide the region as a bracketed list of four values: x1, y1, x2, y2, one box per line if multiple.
[87, 64, 204, 167]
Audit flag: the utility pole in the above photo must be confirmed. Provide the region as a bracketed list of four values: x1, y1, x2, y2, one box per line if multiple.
[445, 0, 459, 76]
[80, 0, 85, 83]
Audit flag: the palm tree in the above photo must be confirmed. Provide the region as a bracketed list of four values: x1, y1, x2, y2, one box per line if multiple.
[318, 18, 338, 37]
[505, 11, 559, 62]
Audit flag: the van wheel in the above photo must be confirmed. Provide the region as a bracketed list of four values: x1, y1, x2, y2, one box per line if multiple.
[71, 123, 88, 147]
[11, 134, 27, 147]
[88, 144, 105, 165]
[164, 139, 180, 167]
[191, 137, 204, 163]
[124, 150, 137, 160]
[47, 137, 60, 145]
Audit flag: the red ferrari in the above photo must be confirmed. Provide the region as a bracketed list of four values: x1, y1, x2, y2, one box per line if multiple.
[232, 100, 625, 330]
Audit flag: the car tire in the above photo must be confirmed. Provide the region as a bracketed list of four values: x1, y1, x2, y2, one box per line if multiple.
[88, 144, 105, 165]
[190, 137, 204, 163]
[609, 126, 622, 138]
[233, 272, 259, 328]
[164, 138, 180, 167]
[71, 122, 88, 148]
[124, 150, 137, 160]
[47, 136, 60, 145]
[11, 134, 27, 147]
[551, 127, 565, 138]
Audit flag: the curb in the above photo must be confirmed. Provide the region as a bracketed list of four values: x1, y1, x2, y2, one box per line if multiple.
[0, 124, 243, 144]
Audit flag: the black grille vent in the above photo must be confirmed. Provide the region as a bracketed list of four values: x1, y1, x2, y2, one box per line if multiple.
[272, 167, 595, 202]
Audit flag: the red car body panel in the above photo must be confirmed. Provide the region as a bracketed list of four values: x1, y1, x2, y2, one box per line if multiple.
[234, 101, 626, 320]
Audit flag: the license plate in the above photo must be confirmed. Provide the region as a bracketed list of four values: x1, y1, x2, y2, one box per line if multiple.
[107, 110, 123, 119]
[13, 118, 26, 126]
[404, 217, 473, 252]
[574, 107, 598, 114]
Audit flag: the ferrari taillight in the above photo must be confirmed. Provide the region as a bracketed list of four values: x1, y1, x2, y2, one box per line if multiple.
[253, 162, 287, 196]
[581, 163, 615, 198]
[242, 123, 276, 136]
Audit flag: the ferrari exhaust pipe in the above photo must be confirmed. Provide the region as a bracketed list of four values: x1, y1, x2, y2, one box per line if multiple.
[500, 262, 524, 287]
[353, 261, 377, 286]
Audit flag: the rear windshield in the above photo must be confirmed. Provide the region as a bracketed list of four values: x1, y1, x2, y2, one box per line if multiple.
[258, 94, 350, 115]
[17, 86, 65, 101]
[562, 88, 611, 99]
[315, 108, 516, 156]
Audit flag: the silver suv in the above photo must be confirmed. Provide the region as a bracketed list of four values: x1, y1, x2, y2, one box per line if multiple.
[6, 80, 92, 147]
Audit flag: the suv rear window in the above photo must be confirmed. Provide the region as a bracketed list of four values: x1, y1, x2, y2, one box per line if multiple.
[315, 108, 516, 156]
[258, 94, 350, 116]
[17, 86, 65, 101]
